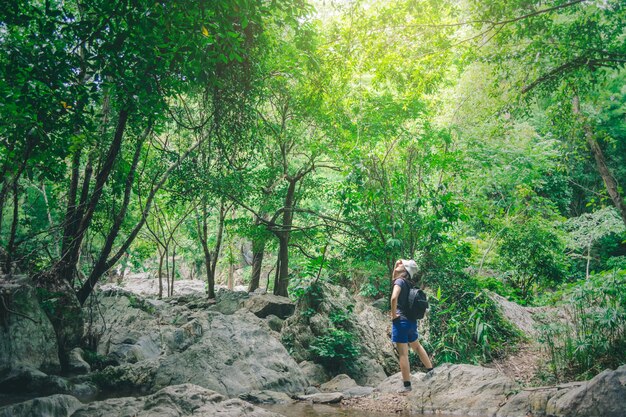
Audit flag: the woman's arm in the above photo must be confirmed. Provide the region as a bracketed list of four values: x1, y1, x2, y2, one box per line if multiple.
[390, 284, 401, 320]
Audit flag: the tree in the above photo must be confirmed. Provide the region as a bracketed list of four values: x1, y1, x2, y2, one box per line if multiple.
[0, 0, 303, 371]
[463, 0, 626, 226]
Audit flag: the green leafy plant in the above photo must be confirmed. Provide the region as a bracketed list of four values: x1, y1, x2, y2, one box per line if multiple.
[309, 328, 360, 373]
[537, 264, 626, 382]
[425, 272, 521, 365]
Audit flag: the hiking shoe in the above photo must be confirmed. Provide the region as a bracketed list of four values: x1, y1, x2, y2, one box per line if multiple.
[398, 385, 412, 393]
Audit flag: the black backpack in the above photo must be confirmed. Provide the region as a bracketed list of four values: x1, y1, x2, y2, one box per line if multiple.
[405, 282, 428, 320]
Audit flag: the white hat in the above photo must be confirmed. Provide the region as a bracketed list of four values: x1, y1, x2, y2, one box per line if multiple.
[401, 259, 418, 280]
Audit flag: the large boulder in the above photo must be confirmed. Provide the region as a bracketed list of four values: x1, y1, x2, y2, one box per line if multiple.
[89, 290, 308, 397]
[320, 374, 358, 392]
[0, 394, 82, 417]
[0, 365, 98, 400]
[497, 365, 626, 417]
[244, 294, 295, 319]
[397, 364, 519, 416]
[0, 278, 60, 373]
[281, 283, 395, 386]
[73, 383, 282, 417]
[298, 361, 330, 386]
[372, 364, 626, 417]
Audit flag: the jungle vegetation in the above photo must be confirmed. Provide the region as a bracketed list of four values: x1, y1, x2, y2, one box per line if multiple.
[1, 0, 624, 382]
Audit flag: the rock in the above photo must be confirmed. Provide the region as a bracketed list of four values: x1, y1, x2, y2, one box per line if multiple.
[497, 365, 626, 417]
[371, 298, 387, 312]
[0, 365, 48, 393]
[89, 291, 308, 397]
[304, 386, 320, 395]
[0, 394, 82, 417]
[297, 392, 344, 404]
[490, 292, 542, 336]
[398, 364, 519, 416]
[244, 294, 295, 319]
[351, 357, 388, 387]
[210, 288, 249, 315]
[342, 386, 375, 398]
[550, 365, 626, 417]
[320, 374, 358, 392]
[0, 279, 60, 373]
[239, 390, 295, 404]
[375, 371, 425, 394]
[299, 361, 330, 386]
[266, 314, 284, 332]
[72, 383, 283, 417]
[281, 283, 396, 386]
[67, 348, 90, 375]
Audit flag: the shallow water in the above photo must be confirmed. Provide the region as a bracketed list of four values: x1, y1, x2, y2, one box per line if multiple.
[261, 403, 469, 417]
[261, 403, 410, 417]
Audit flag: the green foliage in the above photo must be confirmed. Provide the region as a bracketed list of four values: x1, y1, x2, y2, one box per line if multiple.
[497, 220, 567, 301]
[82, 349, 114, 372]
[537, 264, 626, 382]
[125, 294, 156, 315]
[426, 272, 521, 364]
[309, 328, 360, 373]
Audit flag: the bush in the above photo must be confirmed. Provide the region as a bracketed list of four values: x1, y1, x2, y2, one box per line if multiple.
[309, 328, 360, 372]
[497, 220, 566, 301]
[537, 263, 626, 382]
[425, 271, 521, 365]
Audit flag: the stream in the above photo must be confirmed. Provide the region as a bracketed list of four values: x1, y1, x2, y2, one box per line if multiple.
[261, 403, 470, 417]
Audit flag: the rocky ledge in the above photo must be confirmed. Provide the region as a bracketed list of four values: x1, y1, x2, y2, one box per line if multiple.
[0, 383, 282, 417]
[346, 363, 626, 417]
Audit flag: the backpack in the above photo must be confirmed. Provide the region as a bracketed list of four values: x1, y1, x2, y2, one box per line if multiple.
[405, 282, 428, 320]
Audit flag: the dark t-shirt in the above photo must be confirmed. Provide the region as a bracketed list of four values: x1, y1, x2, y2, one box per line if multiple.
[393, 278, 415, 322]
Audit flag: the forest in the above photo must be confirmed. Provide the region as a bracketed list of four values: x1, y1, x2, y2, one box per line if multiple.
[1, 0, 625, 399]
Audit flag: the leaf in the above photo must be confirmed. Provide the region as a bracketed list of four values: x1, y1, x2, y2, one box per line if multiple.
[201, 25, 209, 37]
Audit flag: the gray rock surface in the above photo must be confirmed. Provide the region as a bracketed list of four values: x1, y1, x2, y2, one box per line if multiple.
[342, 386, 375, 398]
[281, 283, 395, 386]
[378, 364, 519, 416]
[0, 394, 82, 417]
[299, 361, 330, 386]
[73, 383, 283, 417]
[0, 365, 98, 399]
[373, 364, 626, 417]
[320, 374, 358, 392]
[90, 290, 307, 397]
[497, 365, 626, 417]
[239, 390, 295, 404]
[266, 314, 285, 332]
[0, 278, 60, 373]
[297, 392, 344, 404]
[67, 348, 90, 375]
[244, 294, 295, 319]
[209, 288, 249, 315]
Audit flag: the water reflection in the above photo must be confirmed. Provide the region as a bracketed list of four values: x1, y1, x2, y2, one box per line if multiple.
[261, 403, 475, 417]
[261, 403, 410, 417]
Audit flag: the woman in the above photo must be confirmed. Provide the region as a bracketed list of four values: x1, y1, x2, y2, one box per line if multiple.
[390, 259, 433, 392]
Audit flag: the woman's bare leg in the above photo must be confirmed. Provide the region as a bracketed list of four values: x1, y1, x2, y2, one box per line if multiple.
[396, 342, 411, 381]
[409, 339, 433, 369]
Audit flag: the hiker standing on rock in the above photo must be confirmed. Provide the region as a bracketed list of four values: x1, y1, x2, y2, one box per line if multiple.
[390, 259, 433, 393]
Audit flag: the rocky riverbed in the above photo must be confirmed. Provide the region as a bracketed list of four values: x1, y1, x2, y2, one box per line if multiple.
[1, 275, 625, 417]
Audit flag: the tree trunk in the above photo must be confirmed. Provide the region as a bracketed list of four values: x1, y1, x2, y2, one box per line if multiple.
[34, 267, 84, 373]
[273, 179, 297, 297]
[573, 96, 626, 228]
[248, 238, 266, 292]
[170, 246, 176, 297]
[3, 179, 20, 274]
[158, 248, 164, 299]
[77, 131, 147, 305]
[196, 200, 226, 300]
[275, 235, 289, 296]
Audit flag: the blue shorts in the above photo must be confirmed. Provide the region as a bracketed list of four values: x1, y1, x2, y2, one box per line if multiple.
[392, 319, 418, 344]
